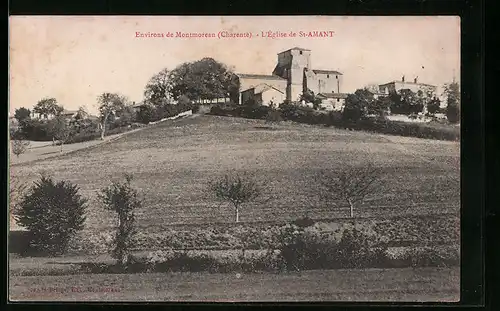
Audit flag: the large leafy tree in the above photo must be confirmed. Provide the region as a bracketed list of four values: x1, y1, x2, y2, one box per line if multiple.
[33, 98, 63, 119]
[144, 68, 173, 106]
[342, 89, 375, 121]
[169, 58, 239, 102]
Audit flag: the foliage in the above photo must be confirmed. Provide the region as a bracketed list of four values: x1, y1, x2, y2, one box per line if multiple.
[136, 104, 156, 124]
[292, 216, 316, 228]
[14, 107, 31, 123]
[33, 98, 63, 119]
[17, 119, 53, 141]
[278, 226, 388, 271]
[13, 175, 87, 255]
[144, 68, 173, 105]
[47, 116, 74, 152]
[9, 176, 28, 215]
[98, 174, 142, 266]
[265, 109, 283, 124]
[208, 102, 459, 141]
[315, 163, 383, 218]
[427, 97, 441, 114]
[97, 93, 128, 139]
[342, 89, 374, 122]
[444, 82, 460, 124]
[112, 105, 136, 129]
[300, 89, 322, 109]
[169, 58, 238, 102]
[443, 82, 460, 108]
[208, 172, 263, 223]
[446, 105, 460, 124]
[11, 139, 30, 157]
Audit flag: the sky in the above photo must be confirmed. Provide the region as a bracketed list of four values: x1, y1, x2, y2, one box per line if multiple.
[9, 16, 460, 115]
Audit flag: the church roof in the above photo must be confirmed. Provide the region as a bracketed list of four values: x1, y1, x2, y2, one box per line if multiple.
[312, 69, 343, 75]
[254, 83, 285, 94]
[272, 64, 289, 77]
[236, 73, 286, 80]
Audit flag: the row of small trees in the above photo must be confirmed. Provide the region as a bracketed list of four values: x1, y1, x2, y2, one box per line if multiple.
[11, 163, 383, 266]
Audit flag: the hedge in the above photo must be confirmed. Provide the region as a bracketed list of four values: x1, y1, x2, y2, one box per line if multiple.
[208, 104, 460, 141]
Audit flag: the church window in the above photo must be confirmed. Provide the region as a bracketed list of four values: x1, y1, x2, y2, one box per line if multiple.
[336, 75, 338, 79]
[299, 51, 303, 55]
[327, 74, 330, 78]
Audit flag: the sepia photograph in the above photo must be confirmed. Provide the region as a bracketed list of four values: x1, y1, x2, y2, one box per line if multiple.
[8, 16, 460, 302]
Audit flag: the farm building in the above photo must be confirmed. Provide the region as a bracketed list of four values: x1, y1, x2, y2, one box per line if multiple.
[378, 76, 437, 97]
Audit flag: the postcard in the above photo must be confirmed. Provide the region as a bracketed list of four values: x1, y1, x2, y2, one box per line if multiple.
[9, 15, 460, 302]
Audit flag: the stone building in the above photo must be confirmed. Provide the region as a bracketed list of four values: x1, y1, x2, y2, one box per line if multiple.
[378, 76, 437, 96]
[237, 47, 346, 107]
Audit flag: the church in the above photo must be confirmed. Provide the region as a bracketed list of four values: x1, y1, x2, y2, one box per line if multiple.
[237, 47, 347, 109]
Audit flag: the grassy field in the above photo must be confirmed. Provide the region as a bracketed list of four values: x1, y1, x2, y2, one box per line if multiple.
[10, 115, 460, 231]
[9, 267, 459, 302]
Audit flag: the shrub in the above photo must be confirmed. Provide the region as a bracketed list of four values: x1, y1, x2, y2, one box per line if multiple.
[292, 216, 316, 228]
[13, 175, 87, 256]
[18, 119, 53, 141]
[446, 104, 460, 124]
[137, 105, 156, 124]
[11, 140, 30, 157]
[265, 109, 283, 124]
[98, 174, 142, 267]
[278, 226, 388, 271]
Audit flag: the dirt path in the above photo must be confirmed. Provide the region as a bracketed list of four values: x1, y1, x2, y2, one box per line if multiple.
[10, 114, 200, 167]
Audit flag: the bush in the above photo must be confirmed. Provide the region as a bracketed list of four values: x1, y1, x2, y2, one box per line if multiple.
[11, 139, 30, 157]
[13, 175, 87, 256]
[446, 105, 460, 124]
[278, 227, 388, 271]
[292, 216, 316, 228]
[98, 174, 142, 267]
[265, 109, 283, 124]
[240, 105, 273, 120]
[18, 119, 53, 141]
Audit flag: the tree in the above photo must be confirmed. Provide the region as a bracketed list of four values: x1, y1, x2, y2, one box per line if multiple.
[169, 58, 238, 102]
[368, 96, 392, 117]
[144, 68, 173, 106]
[14, 174, 87, 255]
[98, 174, 142, 267]
[315, 163, 383, 218]
[14, 107, 31, 123]
[48, 116, 73, 152]
[11, 139, 30, 157]
[427, 97, 441, 114]
[74, 106, 89, 121]
[209, 172, 263, 223]
[443, 82, 460, 123]
[342, 89, 374, 122]
[33, 98, 63, 119]
[97, 93, 127, 140]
